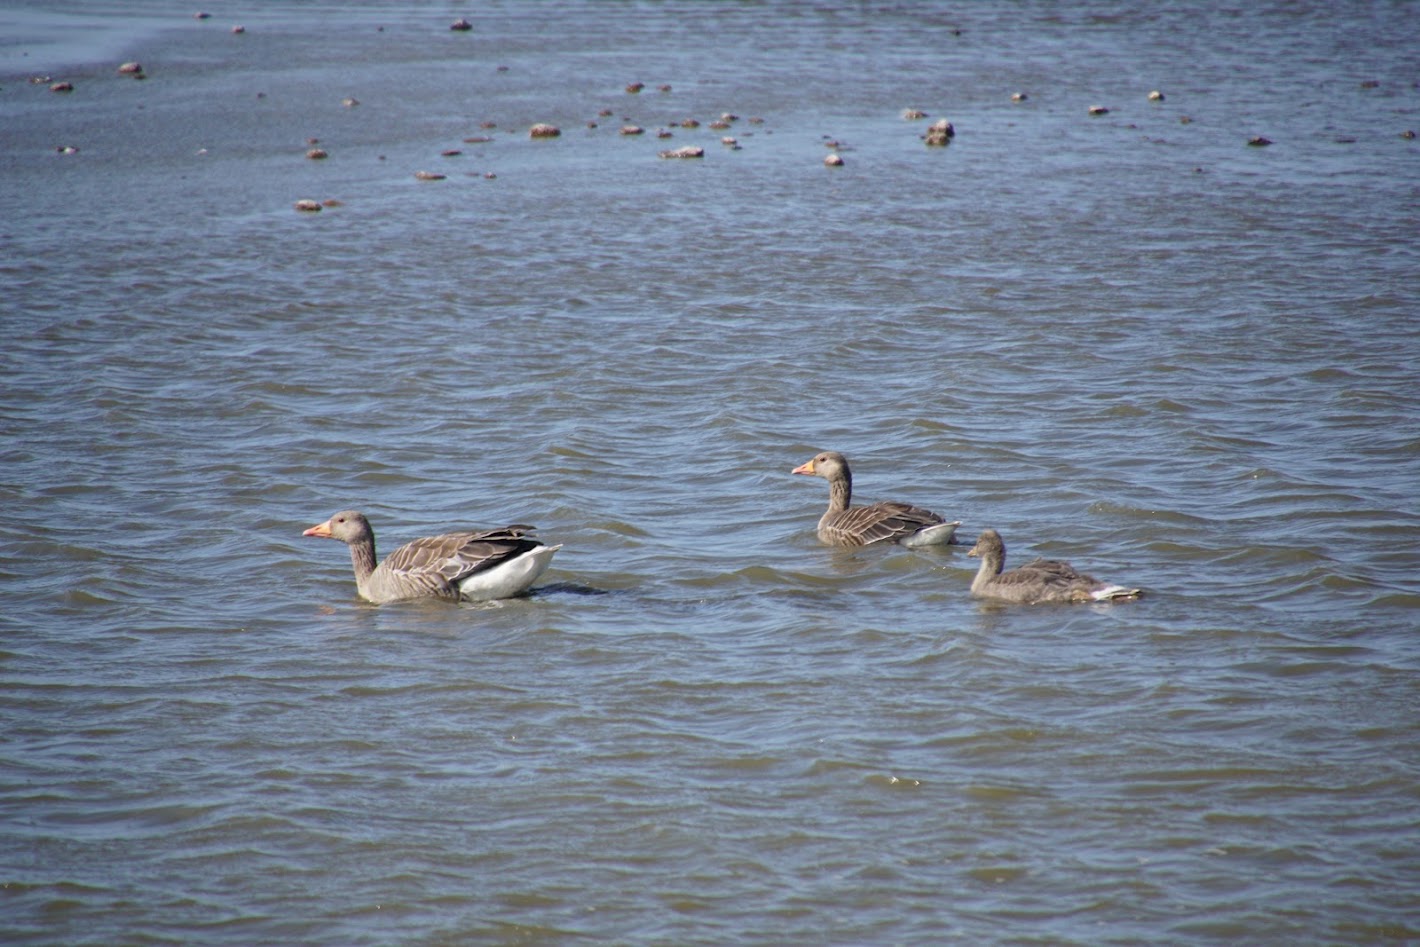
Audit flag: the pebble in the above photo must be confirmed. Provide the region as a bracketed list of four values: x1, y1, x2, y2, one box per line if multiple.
[118, 62, 143, 76]
[305, 148, 328, 159]
[620, 125, 645, 136]
[294, 199, 322, 212]
[529, 123, 561, 138]
[824, 153, 844, 166]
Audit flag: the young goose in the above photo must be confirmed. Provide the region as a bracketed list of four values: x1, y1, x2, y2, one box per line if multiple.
[966, 528, 1140, 603]
[791, 450, 960, 547]
[302, 510, 560, 603]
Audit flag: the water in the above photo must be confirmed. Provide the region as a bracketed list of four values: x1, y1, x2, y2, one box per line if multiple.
[3, 2, 1419, 943]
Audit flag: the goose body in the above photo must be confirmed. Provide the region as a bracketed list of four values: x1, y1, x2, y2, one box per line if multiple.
[791, 450, 960, 547]
[966, 528, 1140, 603]
[302, 510, 560, 603]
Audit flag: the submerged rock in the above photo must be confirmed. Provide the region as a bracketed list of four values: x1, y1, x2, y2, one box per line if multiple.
[294, 199, 322, 212]
[529, 123, 560, 138]
[659, 145, 704, 159]
[450, 18, 472, 31]
[414, 170, 447, 180]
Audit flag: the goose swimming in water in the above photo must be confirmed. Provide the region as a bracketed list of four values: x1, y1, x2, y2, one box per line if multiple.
[302, 510, 560, 603]
[966, 528, 1140, 603]
[791, 450, 960, 547]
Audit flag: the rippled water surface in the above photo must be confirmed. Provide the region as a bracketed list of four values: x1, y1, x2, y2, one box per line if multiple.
[3, 2, 1419, 944]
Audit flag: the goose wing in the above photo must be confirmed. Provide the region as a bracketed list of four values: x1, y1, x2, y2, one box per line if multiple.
[826, 501, 945, 546]
[382, 526, 543, 589]
[1017, 556, 1095, 582]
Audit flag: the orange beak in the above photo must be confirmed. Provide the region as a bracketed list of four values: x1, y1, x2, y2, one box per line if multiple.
[791, 459, 816, 476]
[302, 519, 333, 538]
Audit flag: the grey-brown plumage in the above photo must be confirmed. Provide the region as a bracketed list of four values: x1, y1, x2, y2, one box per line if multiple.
[966, 528, 1140, 603]
[302, 510, 560, 603]
[791, 450, 960, 547]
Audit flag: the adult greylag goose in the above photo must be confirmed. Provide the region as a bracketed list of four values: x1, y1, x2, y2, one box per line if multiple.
[791, 450, 960, 547]
[966, 528, 1140, 603]
[302, 510, 560, 603]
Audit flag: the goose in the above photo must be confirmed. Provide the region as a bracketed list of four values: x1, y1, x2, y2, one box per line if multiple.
[791, 450, 960, 547]
[301, 510, 560, 603]
[966, 528, 1140, 603]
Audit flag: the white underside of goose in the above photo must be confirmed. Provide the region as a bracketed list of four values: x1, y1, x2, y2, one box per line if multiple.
[898, 521, 962, 548]
[1086, 583, 1139, 601]
[456, 544, 561, 600]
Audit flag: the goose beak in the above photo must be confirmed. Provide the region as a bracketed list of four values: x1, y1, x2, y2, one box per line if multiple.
[302, 519, 334, 538]
[966, 543, 980, 558]
[791, 460, 816, 476]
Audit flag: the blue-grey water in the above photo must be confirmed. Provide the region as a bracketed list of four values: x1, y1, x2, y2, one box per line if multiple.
[3, 2, 1419, 944]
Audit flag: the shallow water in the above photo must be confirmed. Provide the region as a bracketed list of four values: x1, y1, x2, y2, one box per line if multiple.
[3, 2, 1419, 944]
